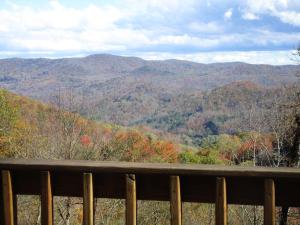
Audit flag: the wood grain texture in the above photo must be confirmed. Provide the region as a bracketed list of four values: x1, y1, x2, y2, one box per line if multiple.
[170, 176, 182, 225]
[264, 179, 275, 225]
[0, 160, 299, 207]
[2, 170, 14, 225]
[0, 159, 300, 178]
[126, 174, 136, 225]
[83, 173, 93, 225]
[216, 177, 227, 225]
[41, 171, 53, 225]
[0, 172, 4, 225]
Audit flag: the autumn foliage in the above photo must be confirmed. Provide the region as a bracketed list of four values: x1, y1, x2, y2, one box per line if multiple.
[0, 89, 182, 163]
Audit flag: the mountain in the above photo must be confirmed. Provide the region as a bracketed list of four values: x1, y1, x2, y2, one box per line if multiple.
[0, 54, 298, 101]
[0, 54, 298, 146]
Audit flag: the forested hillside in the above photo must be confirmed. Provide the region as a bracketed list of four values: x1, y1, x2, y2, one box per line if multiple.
[0, 88, 222, 164]
[85, 81, 298, 149]
[2, 80, 298, 168]
[0, 55, 298, 100]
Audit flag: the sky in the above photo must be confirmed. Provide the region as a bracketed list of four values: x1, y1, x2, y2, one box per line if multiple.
[0, 0, 299, 64]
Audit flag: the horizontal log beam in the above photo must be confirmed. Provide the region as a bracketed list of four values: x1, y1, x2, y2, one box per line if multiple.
[0, 160, 299, 207]
[1, 159, 300, 178]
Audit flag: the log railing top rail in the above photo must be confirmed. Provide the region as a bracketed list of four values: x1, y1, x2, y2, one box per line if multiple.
[0, 159, 300, 177]
[1, 159, 300, 225]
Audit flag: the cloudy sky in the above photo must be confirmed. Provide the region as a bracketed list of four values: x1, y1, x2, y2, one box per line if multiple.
[0, 0, 299, 64]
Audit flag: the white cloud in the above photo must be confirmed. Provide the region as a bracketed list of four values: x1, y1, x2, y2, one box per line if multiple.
[123, 0, 197, 14]
[0, 2, 138, 51]
[0, 0, 298, 64]
[0, 1, 237, 52]
[224, 8, 233, 19]
[244, 0, 300, 27]
[242, 12, 259, 20]
[137, 50, 296, 65]
[0, 3, 124, 31]
[276, 10, 300, 26]
[153, 34, 234, 48]
[188, 22, 223, 33]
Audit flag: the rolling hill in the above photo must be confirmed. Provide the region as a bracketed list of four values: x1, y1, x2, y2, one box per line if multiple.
[0, 54, 298, 146]
[0, 88, 203, 162]
[0, 54, 298, 100]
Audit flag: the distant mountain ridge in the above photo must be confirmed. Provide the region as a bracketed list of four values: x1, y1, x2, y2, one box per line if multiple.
[0, 54, 299, 147]
[0, 54, 298, 100]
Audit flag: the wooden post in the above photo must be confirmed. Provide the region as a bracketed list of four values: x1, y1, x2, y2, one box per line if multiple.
[0, 172, 4, 225]
[170, 176, 182, 225]
[83, 173, 93, 225]
[216, 177, 227, 225]
[264, 179, 275, 225]
[41, 171, 53, 225]
[2, 170, 14, 225]
[126, 174, 137, 225]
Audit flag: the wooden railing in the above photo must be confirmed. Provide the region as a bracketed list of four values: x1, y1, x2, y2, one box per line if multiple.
[0, 159, 300, 225]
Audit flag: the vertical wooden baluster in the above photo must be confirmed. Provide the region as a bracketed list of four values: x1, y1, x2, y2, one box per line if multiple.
[83, 173, 93, 225]
[2, 170, 14, 225]
[264, 179, 275, 225]
[0, 171, 4, 225]
[170, 176, 182, 225]
[126, 174, 136, 225]
[216, 177, 227, 225]
[41, 171, 53, 225]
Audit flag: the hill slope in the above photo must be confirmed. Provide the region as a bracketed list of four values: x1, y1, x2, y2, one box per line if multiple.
[0, 54, 298, 101]
[0, 88, 202, 163]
